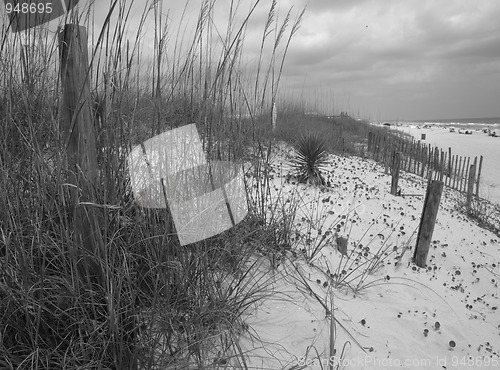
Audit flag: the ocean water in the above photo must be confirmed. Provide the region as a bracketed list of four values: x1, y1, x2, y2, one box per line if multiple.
[389, 117, 500, 205]
[403, 116, 500, 128]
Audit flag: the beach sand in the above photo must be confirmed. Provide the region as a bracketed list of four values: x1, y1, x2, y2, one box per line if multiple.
[238, 143, 500, 369]
[397, 125, 500, 204]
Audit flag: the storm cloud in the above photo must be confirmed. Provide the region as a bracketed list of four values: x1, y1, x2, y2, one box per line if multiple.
[80, 0, 500, 120]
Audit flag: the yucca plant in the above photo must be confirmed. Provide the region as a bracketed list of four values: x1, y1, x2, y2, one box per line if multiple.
[290, 131, 330, 186]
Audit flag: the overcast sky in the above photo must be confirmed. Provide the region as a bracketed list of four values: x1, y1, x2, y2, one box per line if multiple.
[121, 0, 500, 121]
[5, 0, 499, 121]
[282, 0, 500, 121]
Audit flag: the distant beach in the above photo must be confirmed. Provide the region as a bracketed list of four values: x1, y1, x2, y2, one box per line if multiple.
[390, 118, 500, 204]
[400, 116, 500, 129]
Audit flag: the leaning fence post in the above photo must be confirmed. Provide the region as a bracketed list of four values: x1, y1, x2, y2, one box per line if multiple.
[414, 180, 444, 268]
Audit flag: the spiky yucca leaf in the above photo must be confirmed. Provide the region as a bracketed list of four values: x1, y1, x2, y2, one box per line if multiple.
[291, 131, 330, 185]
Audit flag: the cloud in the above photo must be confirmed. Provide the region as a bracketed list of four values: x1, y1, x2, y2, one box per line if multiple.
[78, 0, 500, 120]
[274, 0, 500, 119]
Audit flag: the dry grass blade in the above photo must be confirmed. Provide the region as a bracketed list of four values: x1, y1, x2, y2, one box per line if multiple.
[292, 263, 367, 355]
[0, 0, 305, 368]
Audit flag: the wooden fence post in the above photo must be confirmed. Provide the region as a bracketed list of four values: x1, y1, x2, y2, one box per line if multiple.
[420, 144, 426, 177]
[428, 146, 432, 177]
[459, 156, 467, 192]
[391, 151, 401, 196]
[403, 140, 410, 172]
[448, 147, 452, 181]
[413, 141, 418, 174]
[384, 144, 391, 174]
[400, 139, 406, 170]
[452, 155, 458, 190]
[455, 156, 462, 190]
[433, 147, 439, 173]
[439, 150, 446, 181]
[467, 163, 476, 208]
[59, 24, 102, 281]
[414, 180, 444, 268]
[382, 136, 388, 170]
[448, 147, 452, 177]
[428, 146, 433, 178]
[476, 155, 483, 197]
[59, 23, 139, 367]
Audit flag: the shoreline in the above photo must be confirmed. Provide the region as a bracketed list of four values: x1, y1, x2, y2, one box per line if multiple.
[390, 124, 500, 205]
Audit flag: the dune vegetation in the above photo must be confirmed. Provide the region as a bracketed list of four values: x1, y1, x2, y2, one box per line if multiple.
[0, 1, 455, 369]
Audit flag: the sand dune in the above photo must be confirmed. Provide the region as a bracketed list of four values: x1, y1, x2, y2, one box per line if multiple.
[239, 144, 500, 369]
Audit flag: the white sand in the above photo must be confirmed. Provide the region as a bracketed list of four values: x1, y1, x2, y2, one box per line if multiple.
[237, 145, 500, 369]
[396, 126, 500, 204]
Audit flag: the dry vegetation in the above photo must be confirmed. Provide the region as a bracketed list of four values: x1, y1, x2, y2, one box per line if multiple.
[0, 1, 308, 368]
[0, 1, 457, 369]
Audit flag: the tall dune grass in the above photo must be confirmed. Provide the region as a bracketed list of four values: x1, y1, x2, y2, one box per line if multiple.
[0, 0, 305, 368]
[0, 0, 418, 367]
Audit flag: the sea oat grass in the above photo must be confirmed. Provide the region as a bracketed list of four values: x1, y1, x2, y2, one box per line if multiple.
[1, 0, 306, 368]
[456, 195, 500, 237]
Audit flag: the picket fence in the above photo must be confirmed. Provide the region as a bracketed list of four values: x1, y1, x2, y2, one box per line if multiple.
[366, 131, 483, 196]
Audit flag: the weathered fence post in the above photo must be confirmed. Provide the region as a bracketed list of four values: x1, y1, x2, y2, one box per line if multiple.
[459, 156, 467, 192]
[426, 144, 432, 179]
[402, 140, 408, 172]
[378, 134, 382, 160]
[433, 146, 439, 174]
[439, 150, 445, 182]
[411, 138, 416, 173]
[448, 147, 452, 177]
[467, 162, 477, 208]
[59, 24, 102, 280]
[413, 140, 418, 174]
[383, 136, 389, 172]
[384, 144, 391, 174]
[448, 147, 452, 181]
[420, 144, 426, 177]
[452, 155, 458, 190]
[455, 156, 462, 190]
[391, 151, 401, 196]
[414, 180, 444, 268]
[476, 155, 483, 197]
